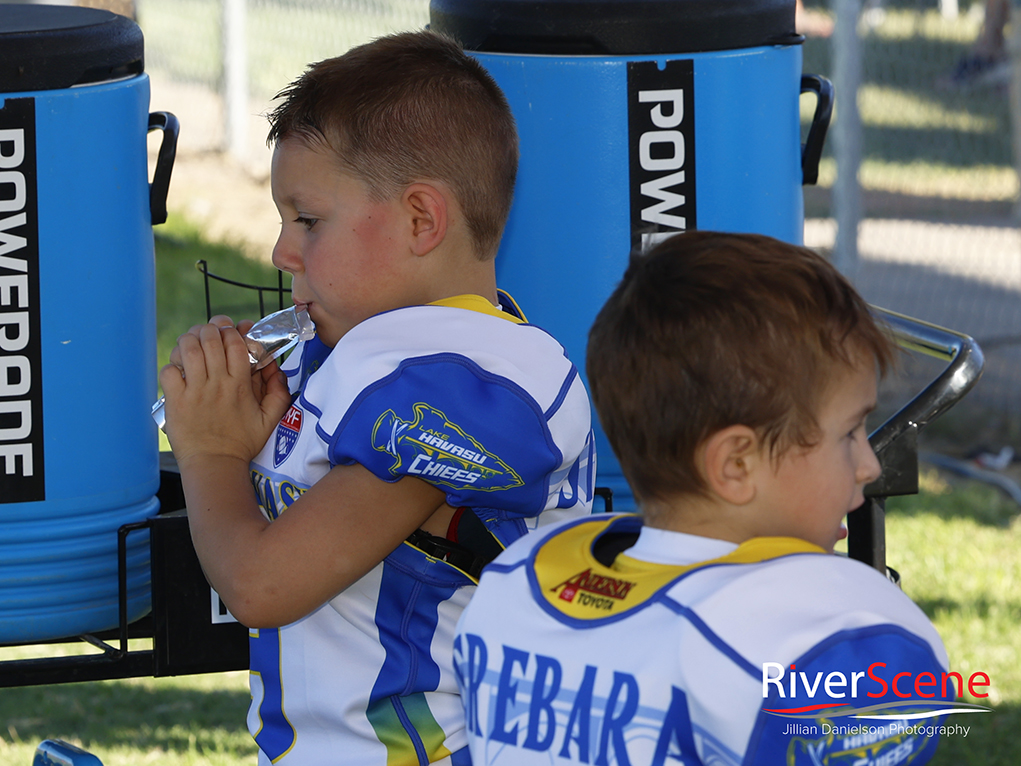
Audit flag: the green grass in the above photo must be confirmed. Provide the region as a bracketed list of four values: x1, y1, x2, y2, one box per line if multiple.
[885, 471, 1021, 765]
[155, 215, 289, 360]
[153, 215, 289, 450]
[0, 667, 254, 765]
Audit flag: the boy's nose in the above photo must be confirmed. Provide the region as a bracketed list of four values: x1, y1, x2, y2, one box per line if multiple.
[271, 234, 300, 273]
[858, 443, 882, 486]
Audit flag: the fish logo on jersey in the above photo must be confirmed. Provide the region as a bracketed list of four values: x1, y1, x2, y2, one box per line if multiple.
[274, 404, 303, 467]
[371, 402, 523, 492]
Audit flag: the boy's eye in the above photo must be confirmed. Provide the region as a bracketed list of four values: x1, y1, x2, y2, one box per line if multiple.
[295, 216, 318, 231]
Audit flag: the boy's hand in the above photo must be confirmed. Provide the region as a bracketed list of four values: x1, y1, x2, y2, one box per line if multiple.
[167, 315, 249, 368]
[160, 317, 291, 467]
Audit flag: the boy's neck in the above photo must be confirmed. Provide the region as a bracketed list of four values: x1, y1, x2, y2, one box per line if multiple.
[640, 494, 757, 544]
[416, 240, 499, 306]
[435, 271, 499, 306]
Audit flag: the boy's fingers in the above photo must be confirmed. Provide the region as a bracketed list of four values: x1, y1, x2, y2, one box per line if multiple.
[158, 362, 186, 397]
[249, 360, 278, 403]
[176, 331, 209, 382]
[168, 330, 197, 369]
[261, 367, 293, 423]
[219, 324, 255, 378]
[198, 322, 227, 353]
[169, 321, 256, 387]
[208, 314, 236, 329]
[196, 323, 246, 381]
[260, 359, 280, 380]
[169, 316, 238, 368]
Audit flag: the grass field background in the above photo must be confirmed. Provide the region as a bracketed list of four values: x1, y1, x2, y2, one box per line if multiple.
[854, 472, 1021, 764]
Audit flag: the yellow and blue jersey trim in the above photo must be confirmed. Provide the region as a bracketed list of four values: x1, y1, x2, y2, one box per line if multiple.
[528, 514, 825, 625]
[429, 292, 527, 324]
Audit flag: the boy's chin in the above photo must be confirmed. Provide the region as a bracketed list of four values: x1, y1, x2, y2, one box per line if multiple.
[815, 524, 847, 554]
[823, 523, 849, 552]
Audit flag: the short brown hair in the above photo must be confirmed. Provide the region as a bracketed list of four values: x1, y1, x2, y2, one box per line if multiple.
[267, 30, 518, 260]
[587, 231, 896, 505]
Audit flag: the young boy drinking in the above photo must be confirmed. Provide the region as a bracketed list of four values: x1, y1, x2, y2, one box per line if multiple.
[454, 232, 953, 765]
[159, 31, 595, 766]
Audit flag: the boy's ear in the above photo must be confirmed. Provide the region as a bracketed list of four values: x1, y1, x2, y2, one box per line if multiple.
[700, 425, 760, 506]
[403, 183, 448, 256]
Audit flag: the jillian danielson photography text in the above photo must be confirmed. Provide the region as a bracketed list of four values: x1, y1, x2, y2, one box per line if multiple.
[782, 722, 973, 739]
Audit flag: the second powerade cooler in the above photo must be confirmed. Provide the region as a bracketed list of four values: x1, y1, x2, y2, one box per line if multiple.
[0, 5, 177, 643]
[431, 0, 833, 511]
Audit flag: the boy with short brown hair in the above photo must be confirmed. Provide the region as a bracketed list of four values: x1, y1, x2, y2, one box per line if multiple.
[265, 30, 517, 262]
[161, 30, 595, 766]
[454, 232, 952, 766]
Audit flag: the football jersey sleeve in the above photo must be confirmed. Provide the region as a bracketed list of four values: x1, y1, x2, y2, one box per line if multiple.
[325, 353, 576, 517]
[746, 626, 954, 766]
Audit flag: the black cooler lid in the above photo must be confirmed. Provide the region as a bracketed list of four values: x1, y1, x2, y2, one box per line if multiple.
[0, 4, 143, 92]
[430, 0, 800, 55]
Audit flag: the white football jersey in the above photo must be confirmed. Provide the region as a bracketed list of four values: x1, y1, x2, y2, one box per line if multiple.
[246, 294, 596, 765]
[455, 514, 953, 766]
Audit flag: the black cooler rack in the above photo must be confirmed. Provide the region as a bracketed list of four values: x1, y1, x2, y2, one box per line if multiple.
[0, 265, 985, 687]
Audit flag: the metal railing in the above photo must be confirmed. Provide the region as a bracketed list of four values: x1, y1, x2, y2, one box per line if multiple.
[852, 307, 985, 574]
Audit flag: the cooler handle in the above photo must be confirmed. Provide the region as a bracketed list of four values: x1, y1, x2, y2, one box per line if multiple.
[800, 74, 833, 186]
[148, 111, 180, 226]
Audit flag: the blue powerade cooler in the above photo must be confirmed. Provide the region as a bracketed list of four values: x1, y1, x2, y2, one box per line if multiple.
[0, 5, 177, 643]
[431, 0, 833, 511]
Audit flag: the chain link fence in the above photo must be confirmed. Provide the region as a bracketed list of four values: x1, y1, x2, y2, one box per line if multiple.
[138, 0, 429, 98]
[797, 0, 1021, 430]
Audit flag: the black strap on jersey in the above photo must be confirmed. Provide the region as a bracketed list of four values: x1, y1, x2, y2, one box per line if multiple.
[406, 509, 504, 580]
[406, 529, 490, 580]
[406, 487, 615, 579]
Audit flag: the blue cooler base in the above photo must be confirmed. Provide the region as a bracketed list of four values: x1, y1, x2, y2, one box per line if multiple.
[0, 496, 157, 643]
